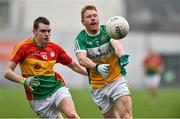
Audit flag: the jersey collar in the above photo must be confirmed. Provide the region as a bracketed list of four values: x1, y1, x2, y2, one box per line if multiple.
[85, 28, 100, 36]
[33, 37, 46, 49]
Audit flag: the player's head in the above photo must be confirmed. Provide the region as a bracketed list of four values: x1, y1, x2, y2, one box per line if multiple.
[81, 5, 100, 34]
[81, 5, 97, 20]
[33, 16, 50, 30]
[33, 16, 51, 47]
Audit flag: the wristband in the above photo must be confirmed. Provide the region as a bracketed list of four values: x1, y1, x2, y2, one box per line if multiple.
[21, 78, 26, 85]
[95, 64, 99, 72]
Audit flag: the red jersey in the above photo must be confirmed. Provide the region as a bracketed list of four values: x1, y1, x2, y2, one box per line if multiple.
[143, 54, 163, 75]
[10, 38, 72, 100]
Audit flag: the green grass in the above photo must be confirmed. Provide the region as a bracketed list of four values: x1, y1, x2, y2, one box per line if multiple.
[0, 87, 180, 118]
[132, 88, 180, 118]
[0, 87, 37, 118]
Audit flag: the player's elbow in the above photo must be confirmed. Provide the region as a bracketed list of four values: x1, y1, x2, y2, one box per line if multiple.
[4, 69, 10, 80]
[77, 58, 84, 66]
[4, 71, 8, 79]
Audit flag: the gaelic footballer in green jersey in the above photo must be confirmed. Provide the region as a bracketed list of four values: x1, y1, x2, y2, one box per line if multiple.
[75, 25, 124, 88]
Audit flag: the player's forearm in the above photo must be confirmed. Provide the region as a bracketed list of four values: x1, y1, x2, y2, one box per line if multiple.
[111, 40, 125, 57]
[114, 44, 125, 57]
[78, 57, 96, 70]
[4, 69, 23, 84]
[67, 61, 88, 75]
[73, 65, 88, 76]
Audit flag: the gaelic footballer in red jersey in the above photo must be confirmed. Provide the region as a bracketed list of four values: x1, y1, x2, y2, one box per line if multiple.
[4, 16, 87, 118]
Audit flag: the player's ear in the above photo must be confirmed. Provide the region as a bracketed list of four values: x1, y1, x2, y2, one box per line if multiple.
[32, 29, 36, 34]
[81, 19, 85, 25]
[32, 29, 38, 36]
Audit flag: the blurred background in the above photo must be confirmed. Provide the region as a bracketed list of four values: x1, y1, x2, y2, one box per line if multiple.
[0, 0, 180, 118]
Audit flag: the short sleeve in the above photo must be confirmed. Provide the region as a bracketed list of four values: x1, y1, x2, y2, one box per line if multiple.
[10, 43, 25, 64]
[74, 31, 87, 53]
[57, 47, 72, 65]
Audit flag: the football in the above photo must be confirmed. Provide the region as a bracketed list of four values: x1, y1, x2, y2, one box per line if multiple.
[106, 16, 129, 39]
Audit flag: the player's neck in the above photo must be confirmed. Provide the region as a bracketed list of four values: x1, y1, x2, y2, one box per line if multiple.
[85, 29, 100, 36]
[33, 37, 46, 49]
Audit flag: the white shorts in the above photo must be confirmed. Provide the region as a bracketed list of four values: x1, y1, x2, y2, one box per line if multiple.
[145, 74, 161, 88]
[29, 87, 71, 118]
[90, 77, 130, 113]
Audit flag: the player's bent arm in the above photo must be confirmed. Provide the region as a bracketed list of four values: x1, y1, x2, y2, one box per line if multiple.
[4, 61, 24, 84]
[76, 52, 96, 69]
[66, 60, 88, 76]
[76, 52, 110, 78]
[110, 39, 125, 57]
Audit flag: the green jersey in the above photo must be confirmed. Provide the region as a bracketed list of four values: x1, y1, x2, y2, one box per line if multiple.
[75, 25, 123, 88]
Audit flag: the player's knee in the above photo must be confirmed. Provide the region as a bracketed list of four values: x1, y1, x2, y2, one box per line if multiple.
[120, 110, 131, 119]
[120, 106, 132, 118]
[66, 112, 79, 118]
[120, 101, 132, 118]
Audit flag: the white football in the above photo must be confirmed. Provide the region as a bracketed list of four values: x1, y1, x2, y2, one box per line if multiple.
[106, 16, 129, 39]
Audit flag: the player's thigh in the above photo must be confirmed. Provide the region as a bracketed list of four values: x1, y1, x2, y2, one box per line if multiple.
[58, 96, 76, 114]
[103, 106, 119, 118]
[30, 96, 61, 118]
[114, 95, 132, 112]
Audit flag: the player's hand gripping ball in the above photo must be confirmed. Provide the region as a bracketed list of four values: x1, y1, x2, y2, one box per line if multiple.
[106, 16, 129, 39]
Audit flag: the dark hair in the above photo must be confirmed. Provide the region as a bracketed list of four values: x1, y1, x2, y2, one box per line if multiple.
[81, 5, 97, 20]
[33, 16, 50, 29]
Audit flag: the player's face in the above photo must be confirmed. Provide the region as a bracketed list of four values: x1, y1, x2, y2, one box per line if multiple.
[33, 23, 51, 46]
[82, 9, 100, 34]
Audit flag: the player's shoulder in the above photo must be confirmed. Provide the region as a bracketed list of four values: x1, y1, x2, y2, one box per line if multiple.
[99, 25, 108, 35]
[77, 29, 86, 37]
[100, 25, 106, 29]
[48, 40, 64, 51]
[75, 29, 86, 40]
[48, 40, 58, 46]
[15, 38, 33, 48]
[17, 38, 33, 44]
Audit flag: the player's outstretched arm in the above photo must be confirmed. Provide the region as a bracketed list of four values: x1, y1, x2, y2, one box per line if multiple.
[66, 60, 88, 76]
[110, 39, 130, 75]
[4, 61, 40, 91]
[4, 61, 24, 84]
[110, 39, 125, 56]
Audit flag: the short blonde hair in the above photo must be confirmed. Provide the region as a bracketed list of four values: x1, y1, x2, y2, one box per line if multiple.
[81, 5, 97, 20]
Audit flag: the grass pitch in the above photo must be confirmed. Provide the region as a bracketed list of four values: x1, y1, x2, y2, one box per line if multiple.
[0, 87, 180, 118]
